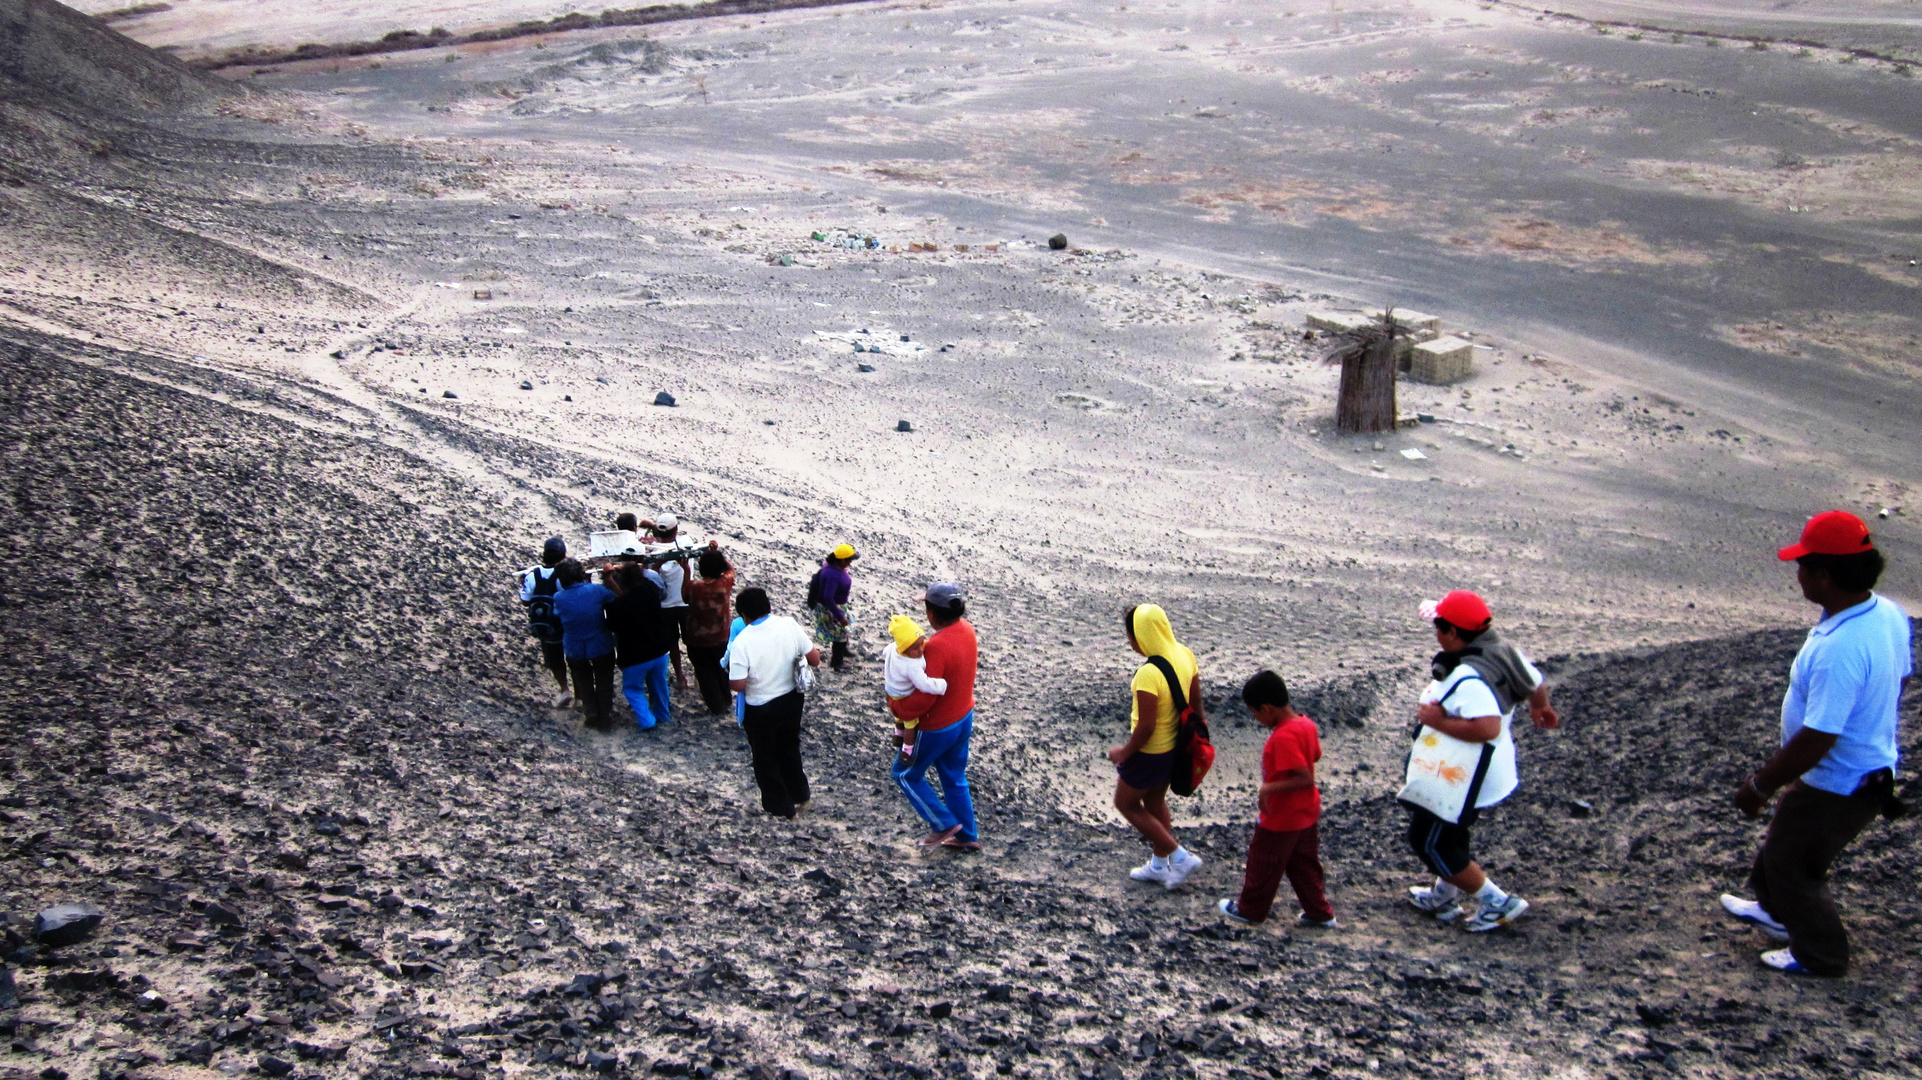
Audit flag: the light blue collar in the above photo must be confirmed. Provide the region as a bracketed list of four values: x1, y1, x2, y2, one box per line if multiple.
[1811, 594, 1878, 637]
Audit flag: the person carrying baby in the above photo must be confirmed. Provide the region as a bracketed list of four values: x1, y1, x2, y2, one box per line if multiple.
[884, 614, 949, 762]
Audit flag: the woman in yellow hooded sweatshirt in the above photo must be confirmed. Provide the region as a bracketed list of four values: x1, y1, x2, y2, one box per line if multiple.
[1110, 604, 1206, 889]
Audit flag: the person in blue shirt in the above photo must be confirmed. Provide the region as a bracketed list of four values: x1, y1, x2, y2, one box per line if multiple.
[551, 558, 618, 731]
[1721, 511, 1911, 976]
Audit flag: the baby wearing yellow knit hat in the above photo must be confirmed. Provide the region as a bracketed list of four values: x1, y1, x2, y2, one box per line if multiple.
[884, 615, 949, 757]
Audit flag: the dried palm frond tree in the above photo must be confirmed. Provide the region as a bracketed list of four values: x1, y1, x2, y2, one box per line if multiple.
[1321, 309, 1401, 434]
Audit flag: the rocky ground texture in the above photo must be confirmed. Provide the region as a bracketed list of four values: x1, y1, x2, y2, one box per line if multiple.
[4, 334, 1921, 1080]
[5, 1, 1922, 1078]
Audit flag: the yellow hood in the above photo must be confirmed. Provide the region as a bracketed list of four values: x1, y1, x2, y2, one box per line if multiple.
[1129, 604, 1182, 662]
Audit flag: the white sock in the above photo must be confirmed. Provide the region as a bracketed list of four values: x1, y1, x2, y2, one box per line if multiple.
[1472, 880, 1509, 905]
[1431, 878, 1463, 899]
[1173, 846, 1193, 863]
[1150, 853, 1170, 871]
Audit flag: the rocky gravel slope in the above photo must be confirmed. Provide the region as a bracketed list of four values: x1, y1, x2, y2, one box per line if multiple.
[3, 335, 1919, 1080]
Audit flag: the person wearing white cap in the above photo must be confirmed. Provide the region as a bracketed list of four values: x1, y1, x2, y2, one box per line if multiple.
[642, 513, 694, 693]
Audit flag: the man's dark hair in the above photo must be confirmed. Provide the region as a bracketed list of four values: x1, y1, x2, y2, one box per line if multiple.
[1242, 670, 1291, 710]
[698, 549, 730, 579]
[541, 536, 566, 567]
[614, 562, 650, 594]
[556, 558, 586, 587]
[1435, 617, 1486, 644]
[1800, 550, 1885, 593]
[736, 587, 771, 622]
[616, 512, 638, 532]
[928, 598, 965, 626]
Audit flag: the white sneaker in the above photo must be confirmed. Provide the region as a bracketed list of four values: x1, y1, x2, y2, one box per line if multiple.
[1463, 894, 1528, 932]
[1164, 849, 1203, 890]
[1297, 912, 1340, 929]
[1759, 948, 1808, 974]
[1129, 859, 1172, 885]
[1408, 884, 1464, 917]
[1719, 894, 1790, 942]
[554, 691, 574, 707]
[1217, 899, 1251, 925]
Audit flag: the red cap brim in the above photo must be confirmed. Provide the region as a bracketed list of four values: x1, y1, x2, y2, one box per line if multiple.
[1777, 543, 1809, 561]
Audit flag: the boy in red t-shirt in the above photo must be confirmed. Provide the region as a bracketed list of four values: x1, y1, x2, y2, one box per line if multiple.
[1218, 670, 1337, 927]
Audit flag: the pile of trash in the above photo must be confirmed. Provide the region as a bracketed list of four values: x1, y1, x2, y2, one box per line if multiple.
[810, 228, 880, 251]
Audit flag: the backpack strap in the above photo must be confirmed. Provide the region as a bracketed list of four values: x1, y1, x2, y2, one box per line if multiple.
[1143, 655, 1188, 715]
[1434, 672, 1493, 711]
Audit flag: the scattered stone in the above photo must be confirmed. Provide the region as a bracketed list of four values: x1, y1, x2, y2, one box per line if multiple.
[928, 1001, 952, 1019]
[519, 380, 533, 390]
[258, 1055, 294, 1077]
[1048, 233, 1068, 250]
[442, 390, 457, 399]
[896, 420, 913, 433]
[1636, 1003, 1674, 1027]
[654, 391, 676, 407]
[202, 901, 241, 927]
[0, 966, 16, 1009]
[45, 968, 120, 994]
[1568, 799, 1594, 818]
[33, 903, 104, 947]
[472, 290, 491, 301]
[856, 363, 875, 373]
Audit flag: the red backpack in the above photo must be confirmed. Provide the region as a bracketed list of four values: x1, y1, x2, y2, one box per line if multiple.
[1146, 656, 1216, 797]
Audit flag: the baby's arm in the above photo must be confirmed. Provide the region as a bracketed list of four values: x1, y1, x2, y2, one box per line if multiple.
[905, 660, 948, 696]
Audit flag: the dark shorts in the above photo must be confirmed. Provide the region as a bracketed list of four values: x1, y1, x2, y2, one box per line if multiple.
[1117, 749, 1176, 792]
[1406, 805, 1481, 878]
[662, 606, 686, 648]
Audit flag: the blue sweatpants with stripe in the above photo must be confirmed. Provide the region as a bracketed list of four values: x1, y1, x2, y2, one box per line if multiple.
[893, 710, 978, 843]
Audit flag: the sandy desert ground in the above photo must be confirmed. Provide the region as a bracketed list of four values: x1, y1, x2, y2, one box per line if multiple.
[2, 0, 1920, 1078]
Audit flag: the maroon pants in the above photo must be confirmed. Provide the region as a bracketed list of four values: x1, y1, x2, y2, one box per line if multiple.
[1237, 822, 1334, 924]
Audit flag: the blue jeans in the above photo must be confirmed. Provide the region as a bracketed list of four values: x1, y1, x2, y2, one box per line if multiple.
[622, 655, 670, 728]
[893, 710, 977, 842]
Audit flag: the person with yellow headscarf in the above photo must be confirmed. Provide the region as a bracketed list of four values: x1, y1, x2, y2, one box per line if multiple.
[1111, 604, 1205, 889]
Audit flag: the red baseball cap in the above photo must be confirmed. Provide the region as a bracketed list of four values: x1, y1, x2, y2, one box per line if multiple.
[1419, 590, 1493, 631]
[1777, 510, 1874, 561]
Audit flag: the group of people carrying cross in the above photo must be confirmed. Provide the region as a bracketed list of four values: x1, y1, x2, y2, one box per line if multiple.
[519, 509, 1908, 978]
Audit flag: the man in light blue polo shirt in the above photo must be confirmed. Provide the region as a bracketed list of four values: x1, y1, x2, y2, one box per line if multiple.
[1720, 511, 1911, 976]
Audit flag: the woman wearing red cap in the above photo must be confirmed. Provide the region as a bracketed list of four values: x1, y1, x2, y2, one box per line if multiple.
[1398, 590, 1557, 933]
[1718, 511, 1909, 977]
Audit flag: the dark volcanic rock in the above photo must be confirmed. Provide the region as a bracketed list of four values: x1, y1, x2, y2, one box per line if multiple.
[33, 903, 104, 947]
[1047, 233, 1068, 250]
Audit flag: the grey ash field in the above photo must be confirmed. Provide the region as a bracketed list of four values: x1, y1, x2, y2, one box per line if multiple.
[3, 0, 1922, 1078]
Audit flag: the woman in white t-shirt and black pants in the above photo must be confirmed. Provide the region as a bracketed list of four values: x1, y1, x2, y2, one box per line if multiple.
[727, 587, 823, 820]
[1403, 591, 1557, 933]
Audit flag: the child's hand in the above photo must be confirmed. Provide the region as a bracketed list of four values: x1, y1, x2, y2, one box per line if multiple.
[898, 741, 917, 763]
[1416, 702, 1446, 726]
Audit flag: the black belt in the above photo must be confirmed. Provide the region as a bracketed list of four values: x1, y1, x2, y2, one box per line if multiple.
[1851, 768, 1907, 819]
